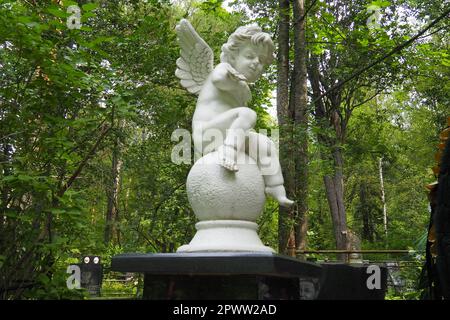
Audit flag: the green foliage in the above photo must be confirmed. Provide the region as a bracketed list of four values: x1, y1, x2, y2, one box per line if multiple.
[0, 0, 271, 298]
[0, 0, 448, 299]
[101, 273, 141, 299]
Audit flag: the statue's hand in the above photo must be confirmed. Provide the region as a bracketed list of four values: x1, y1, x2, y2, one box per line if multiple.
[225, 63, 247, 82]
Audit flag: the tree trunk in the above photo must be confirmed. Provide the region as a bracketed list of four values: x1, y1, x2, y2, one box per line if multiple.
[360, 181, 374, 242]
[379, 157, 387, 238]
[277, 0, 310, 255]
[323, 175, 348, 259]
[292, 0, 308, 251]
[0, 142, 13, 233]
[276, 0, 292, 254]
[308, 54, 349, 260]
[329, 144, 349, 260]
[104, 135, 122, 245]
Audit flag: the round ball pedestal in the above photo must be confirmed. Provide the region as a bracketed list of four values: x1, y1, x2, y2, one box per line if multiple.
[177, 151, 273, 253]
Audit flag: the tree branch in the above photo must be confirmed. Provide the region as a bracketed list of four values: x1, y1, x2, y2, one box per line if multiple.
[292, 0, 319, 25]
[56, 124, 111, 198]
[351, 88, 385, 110]
[312, 6, 450, 104]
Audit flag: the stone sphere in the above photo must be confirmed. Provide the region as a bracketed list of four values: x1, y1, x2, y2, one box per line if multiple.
[187, 151, 266, 221]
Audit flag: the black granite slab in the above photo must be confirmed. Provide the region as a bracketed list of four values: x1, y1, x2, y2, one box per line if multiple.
[111, 252, 387, 300]
[317, 263, 388, 300]
[111, 252, 323, 278]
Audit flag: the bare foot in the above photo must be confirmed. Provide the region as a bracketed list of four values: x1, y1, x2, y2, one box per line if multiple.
[265, 185, 294, 207]
[218, 144, 238, 172]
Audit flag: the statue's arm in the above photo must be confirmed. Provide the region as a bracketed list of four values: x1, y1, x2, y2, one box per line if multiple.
[212, 63, 246, 91]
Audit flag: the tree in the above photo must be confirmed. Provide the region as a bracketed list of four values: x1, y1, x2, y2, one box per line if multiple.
[305, 0, 449, 259]
[0, 0, 114, 298]
[276, 0, 309, 255]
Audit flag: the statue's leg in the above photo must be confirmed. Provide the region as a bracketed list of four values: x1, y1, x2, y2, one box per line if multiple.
[247, 132, 294, 207]
[198, 107, 256, 132]
[196, 107, 256, 171]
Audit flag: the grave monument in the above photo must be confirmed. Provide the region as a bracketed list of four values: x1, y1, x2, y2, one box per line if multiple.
[174, 19, 292, 252]
[111, 20, 387, 300]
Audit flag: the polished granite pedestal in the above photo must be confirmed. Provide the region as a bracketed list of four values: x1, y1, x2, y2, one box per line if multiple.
[111, 252, 387, 300]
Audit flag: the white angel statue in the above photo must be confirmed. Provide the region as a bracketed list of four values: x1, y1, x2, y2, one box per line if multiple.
[175, 19, 293, 207]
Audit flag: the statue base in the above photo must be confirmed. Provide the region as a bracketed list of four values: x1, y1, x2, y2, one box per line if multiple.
[177, 220, 274, 253]
[111, 252, 388, 300]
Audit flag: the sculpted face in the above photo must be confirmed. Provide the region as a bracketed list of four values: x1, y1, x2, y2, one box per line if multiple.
[231, 44, 265, 83]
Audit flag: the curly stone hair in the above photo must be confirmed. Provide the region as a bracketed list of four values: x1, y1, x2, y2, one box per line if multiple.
[220, 24, 274, 65]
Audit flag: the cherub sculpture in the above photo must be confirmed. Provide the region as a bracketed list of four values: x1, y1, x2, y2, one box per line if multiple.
[175, 19, 293, 207]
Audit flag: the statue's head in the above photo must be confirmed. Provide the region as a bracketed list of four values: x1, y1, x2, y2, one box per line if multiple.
[220, 25, 274, 82]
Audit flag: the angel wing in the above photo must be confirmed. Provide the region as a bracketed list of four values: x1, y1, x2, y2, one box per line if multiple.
[175, 19, 214, 95]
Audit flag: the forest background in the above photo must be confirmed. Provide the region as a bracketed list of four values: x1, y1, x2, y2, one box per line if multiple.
[0, 0, 448, 299]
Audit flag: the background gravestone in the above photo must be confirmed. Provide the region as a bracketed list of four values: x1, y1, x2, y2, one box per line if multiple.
[79, 255, 103, 297]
